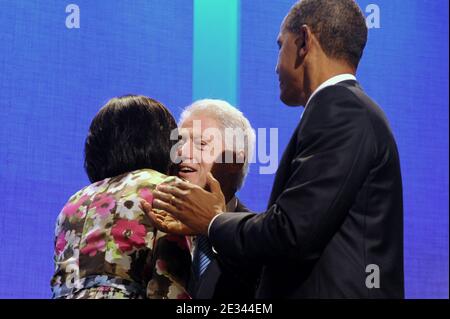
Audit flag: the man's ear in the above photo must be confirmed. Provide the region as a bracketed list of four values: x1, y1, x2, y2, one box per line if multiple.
[236, 149, 246, 164]
[295, 25, 310, 66]
[227, 150, 245, 172]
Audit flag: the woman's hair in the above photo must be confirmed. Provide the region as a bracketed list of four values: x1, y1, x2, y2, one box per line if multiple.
[84, 95, 177, 183]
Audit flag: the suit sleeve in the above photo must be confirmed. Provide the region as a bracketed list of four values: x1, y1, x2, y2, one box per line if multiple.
[209, 86, 376, 264]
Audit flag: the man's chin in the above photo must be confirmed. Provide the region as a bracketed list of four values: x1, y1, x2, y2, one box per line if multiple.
[280, 93, 303, 107]
[177, 172, 205, 188]
[178, 172, 196, 184]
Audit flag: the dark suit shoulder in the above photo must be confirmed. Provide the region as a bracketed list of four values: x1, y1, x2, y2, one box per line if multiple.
[311, 82, 393, 132]
[300, 82, 396, 162]
[334, 82, 399, 158]
[298, 84, 373, 149]
[307, 83, 372, 123]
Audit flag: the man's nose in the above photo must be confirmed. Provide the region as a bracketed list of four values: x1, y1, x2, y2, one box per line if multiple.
[179, 140, 193, 159]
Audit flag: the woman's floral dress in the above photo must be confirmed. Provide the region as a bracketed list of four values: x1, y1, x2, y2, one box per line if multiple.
[51, 169, 192, 299]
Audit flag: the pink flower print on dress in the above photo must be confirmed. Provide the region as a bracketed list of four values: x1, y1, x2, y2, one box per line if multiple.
[80, 229, 106, 257]
[111, 219, 147, 252]
[91, 194, 116, 217]
[138, 187, 154, 204]
[55, 231, 67, 255]
[62, 195, 89, 218]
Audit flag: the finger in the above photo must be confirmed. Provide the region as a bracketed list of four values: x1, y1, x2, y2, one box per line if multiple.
[160, 176, 184, 185]
[141, 200, 174, 225]
[153, 212, 188, 235]
[157, 180, 192, 192]
[154, 211, 176, 225]
[174, 179, 194, 190]
[154, 186, 187, 199]
[146, 209, 169, 232]
[140, 200, 152, 214]
[155, 215, 168, 226]
[151, 209, 167, 220]
[206, 172, 222, 195]
[153, 189, 184, 209]
[153, 210, 170, 218]
[152, 198, 182, 220]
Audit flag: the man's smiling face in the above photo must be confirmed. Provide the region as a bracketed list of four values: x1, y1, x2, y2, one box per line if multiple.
[177, 114, 224, 188]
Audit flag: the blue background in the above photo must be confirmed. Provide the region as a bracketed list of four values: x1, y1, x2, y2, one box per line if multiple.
[0, 0, 448, 298]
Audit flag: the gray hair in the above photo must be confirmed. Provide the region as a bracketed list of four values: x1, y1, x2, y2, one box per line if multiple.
[179, 99, 256, 190]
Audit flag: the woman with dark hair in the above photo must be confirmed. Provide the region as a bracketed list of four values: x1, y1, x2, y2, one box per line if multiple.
[51, 95, 191, 299]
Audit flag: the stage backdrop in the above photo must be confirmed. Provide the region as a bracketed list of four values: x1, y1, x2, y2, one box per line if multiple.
[0, 0, 447, 298]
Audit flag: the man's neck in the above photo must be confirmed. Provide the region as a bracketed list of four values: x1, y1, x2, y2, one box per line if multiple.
[304, 60, 355, 104]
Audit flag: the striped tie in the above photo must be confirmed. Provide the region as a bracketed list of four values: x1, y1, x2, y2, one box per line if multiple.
[193, 235, 214, 278]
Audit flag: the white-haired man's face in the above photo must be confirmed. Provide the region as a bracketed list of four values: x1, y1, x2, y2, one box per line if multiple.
[177, 114, 225, 188]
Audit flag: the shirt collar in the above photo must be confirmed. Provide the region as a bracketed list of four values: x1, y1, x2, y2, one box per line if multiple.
[305, 73, 357, 108]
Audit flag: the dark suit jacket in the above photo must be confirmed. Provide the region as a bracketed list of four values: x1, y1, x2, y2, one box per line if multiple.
[210, 80, 404, 298]
[189, 199, 259, 299]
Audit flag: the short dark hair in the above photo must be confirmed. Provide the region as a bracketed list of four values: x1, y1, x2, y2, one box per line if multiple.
[84, 95, 177, 183]
[284, 0, 368, 69]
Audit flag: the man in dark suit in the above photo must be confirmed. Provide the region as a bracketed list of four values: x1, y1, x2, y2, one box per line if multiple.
[169, 99, 259, 298]
[146, 0, 404, 298]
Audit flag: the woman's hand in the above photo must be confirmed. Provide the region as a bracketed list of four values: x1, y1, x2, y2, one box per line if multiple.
[141, 200, 197, 235]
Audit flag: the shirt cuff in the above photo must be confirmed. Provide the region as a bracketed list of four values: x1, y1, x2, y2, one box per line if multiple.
[207, 213, 223, 238]
[208, 213, 224, 255]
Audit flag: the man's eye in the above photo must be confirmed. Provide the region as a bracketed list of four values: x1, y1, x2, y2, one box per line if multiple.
[193, 138, 205, 145]
[193, 140, 207, 150]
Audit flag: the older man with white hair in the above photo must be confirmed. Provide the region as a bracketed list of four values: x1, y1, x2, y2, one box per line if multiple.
[172, 99, 258, 299]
